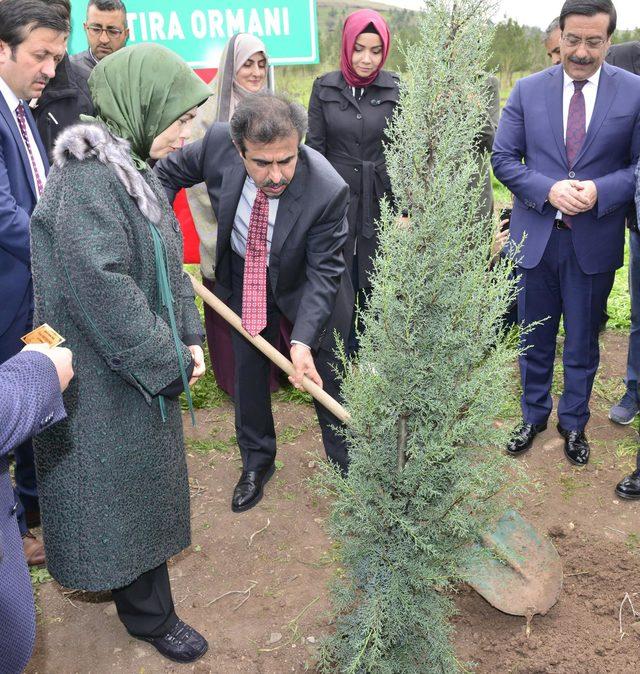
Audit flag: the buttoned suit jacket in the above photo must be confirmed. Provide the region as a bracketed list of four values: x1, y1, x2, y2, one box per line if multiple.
[0, 93, 49, 337]
[492, 62, 640, 274]
[155, 123, 354, 353]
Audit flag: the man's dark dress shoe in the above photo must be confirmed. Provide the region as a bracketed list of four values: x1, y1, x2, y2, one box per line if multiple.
[133, 619, 208, 663]
[557, 424, 590, 466]
[231, 463, 276, 513]
[615, 469, 640, 500]
[506, 422, 547, 455]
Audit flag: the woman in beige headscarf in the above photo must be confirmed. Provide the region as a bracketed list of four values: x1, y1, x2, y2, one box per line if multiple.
[186, 33, 272, 396]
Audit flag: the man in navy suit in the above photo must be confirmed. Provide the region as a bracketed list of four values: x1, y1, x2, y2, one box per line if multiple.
[492, 0, 640, 466]
[0, 0, 69, 564]
[0, 345, 72, 674]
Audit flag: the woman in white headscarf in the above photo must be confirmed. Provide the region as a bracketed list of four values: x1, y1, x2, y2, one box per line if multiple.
[186, 33, 274, 396]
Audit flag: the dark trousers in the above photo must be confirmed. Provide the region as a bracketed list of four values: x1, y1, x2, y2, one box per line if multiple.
[112, 562, 177, 638]
[229, 253, 349, 474]
[518, 227, 615, 430]
[0, 283, 38, 535]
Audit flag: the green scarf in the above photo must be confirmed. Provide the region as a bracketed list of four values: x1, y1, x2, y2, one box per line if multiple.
[86, 43, 212, 168]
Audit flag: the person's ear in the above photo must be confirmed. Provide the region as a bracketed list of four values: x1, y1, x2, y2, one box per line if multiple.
[232, 140, 246, 159]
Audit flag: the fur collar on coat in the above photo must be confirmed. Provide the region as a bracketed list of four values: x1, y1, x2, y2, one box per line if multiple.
[53, 122, 163, 225]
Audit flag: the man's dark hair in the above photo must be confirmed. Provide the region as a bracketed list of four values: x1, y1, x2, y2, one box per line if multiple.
[0, 0, 70, 48]
[559, 0, 617, 36]
[87, 0, 127, 14]
[47, 0, 72, 22]
[545, 17, 560, 39]
[230, 93, 308, 155]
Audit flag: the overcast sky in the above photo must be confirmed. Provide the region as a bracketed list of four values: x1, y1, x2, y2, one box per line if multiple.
[381, 0, 639, 30]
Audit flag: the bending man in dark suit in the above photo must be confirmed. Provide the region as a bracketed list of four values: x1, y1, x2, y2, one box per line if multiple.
[0, 0, 68, 564]
[156, 92, 353, 512]
[492, 0, 640, 466]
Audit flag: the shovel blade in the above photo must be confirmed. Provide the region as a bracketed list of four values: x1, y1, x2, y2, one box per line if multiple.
[463, 509, 563, 617]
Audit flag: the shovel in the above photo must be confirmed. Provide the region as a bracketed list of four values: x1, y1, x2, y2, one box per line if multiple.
[462, 509, 563, 617]
[190, 275, 562, 617]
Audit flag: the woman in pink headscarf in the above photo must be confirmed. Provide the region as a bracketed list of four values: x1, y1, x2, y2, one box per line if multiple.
[307, 9, 399, 354]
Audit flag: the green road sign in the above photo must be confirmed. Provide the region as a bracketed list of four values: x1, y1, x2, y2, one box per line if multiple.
[69, 0, 319, 67]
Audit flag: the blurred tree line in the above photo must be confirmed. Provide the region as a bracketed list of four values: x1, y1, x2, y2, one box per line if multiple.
[278, 3, 640, 106]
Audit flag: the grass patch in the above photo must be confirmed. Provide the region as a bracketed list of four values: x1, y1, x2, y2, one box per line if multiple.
[592, 373, 625, 405]
[607, 241, 630, 331]
[616, 435, 639, 459]
[551, 361, 564, 396]
[559, 473, 584, 500]
[186, 434, 236, 454]
[279, 423, 313, 445]
[272, 384, 314, 406]
[30, 567, 52, 586]
[626, 532, 640, 553]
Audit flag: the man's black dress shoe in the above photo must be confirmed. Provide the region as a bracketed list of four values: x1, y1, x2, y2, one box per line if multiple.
[134, 619, 208, 663]
[557, 424, 589, 466]
[231, 463, 276, 513]
[506, 421, 547, 455]
[615, 469, 640, 500]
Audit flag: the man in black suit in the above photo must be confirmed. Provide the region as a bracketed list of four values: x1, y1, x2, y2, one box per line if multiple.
[156, 93, 353, 512]
[601, 41, 640, 499]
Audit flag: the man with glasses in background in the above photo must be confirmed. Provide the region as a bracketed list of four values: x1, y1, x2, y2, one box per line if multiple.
[493, 0, 640, 467]
[71, 0, 128, 85]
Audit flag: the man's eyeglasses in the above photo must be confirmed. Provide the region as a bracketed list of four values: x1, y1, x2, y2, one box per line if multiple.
[561, 34, 606, 49]
[86, 24, 124, 38]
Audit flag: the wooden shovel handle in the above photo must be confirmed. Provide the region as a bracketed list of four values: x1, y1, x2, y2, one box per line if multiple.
[189, 274, 351, 424]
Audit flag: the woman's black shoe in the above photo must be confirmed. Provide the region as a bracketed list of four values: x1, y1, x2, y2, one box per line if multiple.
[506, 421, 547, 455]
[134, 619, 208, 663]
[615, 469, 640, 500]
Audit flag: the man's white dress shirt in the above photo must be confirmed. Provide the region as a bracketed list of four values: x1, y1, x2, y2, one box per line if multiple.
[0, 75, 47, 196]
[557, 67, 601, 220]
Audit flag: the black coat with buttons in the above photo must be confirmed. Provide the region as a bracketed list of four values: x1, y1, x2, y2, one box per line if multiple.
[307, 70, 399, 288]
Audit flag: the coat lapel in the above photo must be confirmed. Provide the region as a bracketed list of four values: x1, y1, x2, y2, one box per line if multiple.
[545, 67, 567, 169]
[0, 94, 38, 198]
[216, 161, 246, 265]
[573, 63, 619, 168]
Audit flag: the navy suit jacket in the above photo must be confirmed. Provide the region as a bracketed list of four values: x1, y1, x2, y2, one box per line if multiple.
[0, 93, 49, 336]
[492, 62, 640, 274]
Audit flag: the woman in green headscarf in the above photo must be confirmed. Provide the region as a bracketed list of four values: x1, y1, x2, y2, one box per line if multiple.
[30, 44, 212, 664]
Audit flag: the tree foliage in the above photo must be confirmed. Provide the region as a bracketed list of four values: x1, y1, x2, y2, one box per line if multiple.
[317, 1, 522, 671]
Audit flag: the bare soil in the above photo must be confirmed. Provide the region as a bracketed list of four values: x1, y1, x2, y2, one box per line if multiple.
[26, 331, 640, 673]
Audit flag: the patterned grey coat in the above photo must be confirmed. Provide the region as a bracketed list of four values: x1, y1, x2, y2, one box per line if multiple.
[30, 123, 204, 591]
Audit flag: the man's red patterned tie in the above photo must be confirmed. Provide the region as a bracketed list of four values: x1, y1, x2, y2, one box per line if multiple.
[242, 188, 270, 336]
[15, 102, 44, 196]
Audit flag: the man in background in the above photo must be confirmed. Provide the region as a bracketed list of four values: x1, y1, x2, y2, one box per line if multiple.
[545, 17, 562, 65]
[32, 0, 94, 159]
[493, 0, 640, 467]
[606, 41, 640, 427]
[0, 0, 68, 564]
[598, 40, 640, 500]
[70, 0, 128, 85]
